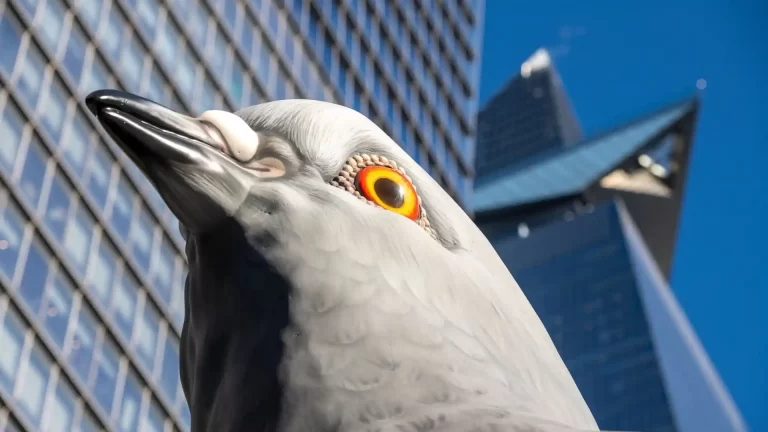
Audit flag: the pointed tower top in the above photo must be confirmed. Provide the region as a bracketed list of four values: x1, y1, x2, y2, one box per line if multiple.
[521, 48, 552, 77]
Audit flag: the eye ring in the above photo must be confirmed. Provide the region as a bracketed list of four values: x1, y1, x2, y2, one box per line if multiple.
[355, 166, 420, 220]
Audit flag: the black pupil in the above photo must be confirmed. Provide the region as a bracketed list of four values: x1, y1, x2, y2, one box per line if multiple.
[373, 177, 405, 208]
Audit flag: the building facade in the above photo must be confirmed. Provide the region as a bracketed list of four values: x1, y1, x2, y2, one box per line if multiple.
[0, 0, 485, 431]
[474, 48, 582, 186]
[474, 98, 746, 432]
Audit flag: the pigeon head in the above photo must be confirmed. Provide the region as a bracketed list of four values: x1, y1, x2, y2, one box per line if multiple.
[85, 90, 597, 432]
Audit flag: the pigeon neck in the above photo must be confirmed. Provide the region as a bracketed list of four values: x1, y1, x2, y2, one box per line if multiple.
[181, 219, 290, 431]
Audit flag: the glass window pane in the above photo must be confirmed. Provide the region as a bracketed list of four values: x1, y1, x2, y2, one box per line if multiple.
[43, 375, 77, 432]
[40, 77, 69, 142]
[17, 342, 53, 426]
[120, 34, 145, 91]
[42, 270, 76, 348]
[101, 4, 127, 59]
[84, 142, 114, 211]
[62, 22, 88, 84]
[36, 0, 66, 52]
[66, 303, 98, 382]
[0, 10, 24, 77]
[186, 3, 208, 47]
[60, 109, 92, 177]
[110, 173, 136, 242]
[0, 309, 26, 393]
[0, 201, 26, 281]
[18, 235, 51, 317]
[177, 48, 197, 98]
[77, 409, 103, 432]
[110, 268, 139, 339]
[136, 0, 160, 38]
[44, 168, 75, 242]
[16, 43, 47, 110]
[141, 399, 166, 432]
[200, 78, 216, 111]
[156, 13, 181, 66]
[159, 336, 179, 402]
[145, 64, 166, 102]
[116, 372, 142, 432]
[150, 236, 175, 303]
[74, 0, 103, 31]
[0, 100, 26, 172]
[63, 202, 95, 276]
[82, 55, 111, 95]
[92, 337, 120, 414]
[129, 205, 155, 271]
[17, 137, 49, 211]
[85, 236, 118, 307]
[135, 297, 160, 371]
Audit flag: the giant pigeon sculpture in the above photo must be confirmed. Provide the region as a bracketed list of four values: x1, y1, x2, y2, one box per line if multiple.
[86, 90, 602, 432]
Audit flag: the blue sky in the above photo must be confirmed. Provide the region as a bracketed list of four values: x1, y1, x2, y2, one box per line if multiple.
[479, 1, 767, 430]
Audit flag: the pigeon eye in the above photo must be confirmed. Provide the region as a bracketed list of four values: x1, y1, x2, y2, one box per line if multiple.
[355, 166, 420, 220]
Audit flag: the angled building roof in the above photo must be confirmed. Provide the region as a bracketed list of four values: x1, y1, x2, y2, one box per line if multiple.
[473, 97, 699, 214]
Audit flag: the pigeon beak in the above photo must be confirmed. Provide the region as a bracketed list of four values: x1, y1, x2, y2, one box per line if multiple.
[85, 89, 250, 233]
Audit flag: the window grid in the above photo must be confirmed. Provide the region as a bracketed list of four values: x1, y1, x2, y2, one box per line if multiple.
[7, 0, 189, 257]
[0, 179, 187, 430]
[0, 83, 186, 429]
[301, 0, 465, 200]
[0, 8, 186, 337]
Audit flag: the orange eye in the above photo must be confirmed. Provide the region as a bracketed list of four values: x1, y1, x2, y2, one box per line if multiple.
[355, 166, 420, 220]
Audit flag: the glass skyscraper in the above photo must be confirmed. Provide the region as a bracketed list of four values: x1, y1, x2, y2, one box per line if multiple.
[474, 48, 582, 186]
[0, 1, 485, 431]
[473, 61, 745, 431]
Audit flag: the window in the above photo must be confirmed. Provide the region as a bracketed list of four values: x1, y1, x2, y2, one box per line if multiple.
[135, 295, 161, 372]
[110, 172, 137, 242]
[40, 76, 69, 142]
[62, 22, 88, 84]
[43, 375, 77, 432]
[0, 9, 24, 77]
[92, 336, 120, 415]
[60, 108, 91, 177]
[86, 235, 119, 307]
[42, 270, 76, 349]
[158, 336, 180, 402]
[120, 33, 146, 92]
[129, 204, 156, 271]
[106, 264, 138, 341]
[116, 371, 142, 432]
[81, 54, 111, 95]
[17, 342, 53, 426]
[18, 235, 51, 317]
[84, 143, 114, 211]
[66, 303, 98, 382]
[141, 399, 166, 432]
[74, 0, 103, 31]
[18, 137, 49, 212]
[44, 169, 74, 242]
[0, 100, 26, 172]
[145, 64, 166, 102]
[0, 201, 27, 281]
[177, 47, 197, 99]
[136, 0, 160, 38]
[0, 309, 25, 393]
[16, 42, 47, 110]
[169, 264, 186, 328]
[77, 409, 104, 432]
[36, 0, 66, 53]
[101, 3, 128, 59]
[63, 202, 96, 277]
[187, 2, 210, 48]
[151, 236, 176, 304]
[156, 14, 182, 68]
[199, 78, 217, 112]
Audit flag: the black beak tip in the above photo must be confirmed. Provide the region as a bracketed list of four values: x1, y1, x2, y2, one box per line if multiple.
[85, 89, 143, 119]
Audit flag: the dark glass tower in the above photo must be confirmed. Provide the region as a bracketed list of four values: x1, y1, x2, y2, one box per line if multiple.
[474, 48, 583, 186]
[0, 1, 485, 431]
[474, 98, 746, 432]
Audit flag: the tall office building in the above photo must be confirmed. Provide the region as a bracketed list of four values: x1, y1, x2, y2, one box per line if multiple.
[0, 1, 485, 431]
[473, 98, 746, 432]
[474, 48, 582, 186]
